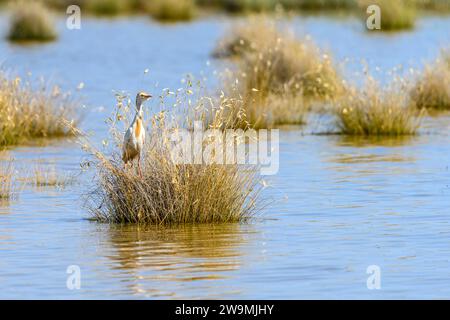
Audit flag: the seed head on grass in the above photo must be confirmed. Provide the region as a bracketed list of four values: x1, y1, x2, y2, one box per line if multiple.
[0, 72, 81, 147]
[411, 51, 450, 111]
[334, 77, 423, 136]
[8, 0, 57, 42]
[78, 86, 263, 225]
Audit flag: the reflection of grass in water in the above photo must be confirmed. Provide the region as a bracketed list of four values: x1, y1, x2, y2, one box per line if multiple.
[331, 153, 415, 164]
[334, 134, 418, 147]
[105, 223, 247, 271]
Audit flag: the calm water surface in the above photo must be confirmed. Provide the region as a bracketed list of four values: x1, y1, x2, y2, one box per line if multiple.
[0, 14, 449, 299]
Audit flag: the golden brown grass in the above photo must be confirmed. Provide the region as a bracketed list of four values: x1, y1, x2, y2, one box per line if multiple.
[0, 160, 15, 200]
[0, 72, 80, 147]
[334, 78, 423, 135]
[77, 87, 263, 224]
[215, 18, 342, 129]
[411, 51, 450, 111]
[8, 0, 57, 42]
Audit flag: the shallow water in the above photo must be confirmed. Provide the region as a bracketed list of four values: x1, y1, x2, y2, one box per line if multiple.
[0, 14, 449, 299]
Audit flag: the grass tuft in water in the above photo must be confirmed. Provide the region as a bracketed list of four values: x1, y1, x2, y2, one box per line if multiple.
[215, 18, 342, 128]
[411, 51, 450, 111]
[0, 72, 81, 147]
[8, 0, 57, 42]
[32, 163, 72, 187]
[78, 85, 263, 224]
[0, 160, 17, 200]
[334, 77, 423, 136]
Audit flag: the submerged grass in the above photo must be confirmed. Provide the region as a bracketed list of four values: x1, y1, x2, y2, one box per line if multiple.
[0, 72, 80, 147]
[334, 77, 423, 135]
[78, 85, 263, 224]
[8, 0, 57, 42]
[411, 51, 450, 111]
[215, 18, 342, 129]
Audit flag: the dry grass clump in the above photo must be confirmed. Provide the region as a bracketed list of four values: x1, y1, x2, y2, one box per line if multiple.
[411, 52, 450, 111]
[334, 78, 422, 135]
[8, 0, 57, 42]
[80, 87, 263, 224]
[0, 72, 80, 146]
[359, 0, 416, 31]
[144, 0, 196, 22]
[215, 18, 342, 128]
[0, 160, 16, 200]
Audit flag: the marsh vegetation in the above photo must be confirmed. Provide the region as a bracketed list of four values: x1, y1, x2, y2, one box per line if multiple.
[215, 18, 342, 129]
[411, 51, 450, 111]
[80, 89, 263, 224]
[334, 78, 423, 136]
[0, 72, 80, 147]
[7, 0, 57, 42]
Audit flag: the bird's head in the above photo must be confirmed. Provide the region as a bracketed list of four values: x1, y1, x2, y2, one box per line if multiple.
[136, 91, 152, 109]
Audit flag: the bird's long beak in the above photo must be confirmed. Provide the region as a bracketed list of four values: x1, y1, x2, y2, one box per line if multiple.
[143, 93, 152, 99]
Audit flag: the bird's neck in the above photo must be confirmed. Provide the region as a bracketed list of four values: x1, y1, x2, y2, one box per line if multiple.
[135, 101, 144, 120]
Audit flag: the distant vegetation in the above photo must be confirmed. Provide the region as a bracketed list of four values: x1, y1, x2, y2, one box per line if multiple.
[0, 72, 80, 147]
[7, 0, 57, 42]
[81, 89, 262, 224]
[215, 18, 342, 129]
[1, 0, 441, 25]
[334, 78, 423, 136]
[359, 0, 416, 31]
[411, 51, 450, 110]
[144, 0, 196, 21]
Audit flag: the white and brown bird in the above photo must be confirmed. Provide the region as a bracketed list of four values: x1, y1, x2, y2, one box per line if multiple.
[122, 91, 152, 176]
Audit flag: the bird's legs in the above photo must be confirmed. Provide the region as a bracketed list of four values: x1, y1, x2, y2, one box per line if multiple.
[138, 156, 143, 178]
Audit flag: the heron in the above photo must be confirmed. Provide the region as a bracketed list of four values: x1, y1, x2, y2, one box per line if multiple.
[122, 91, 152, 177]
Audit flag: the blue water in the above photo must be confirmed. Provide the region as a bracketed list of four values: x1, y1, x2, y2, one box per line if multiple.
[0, 13, 449, 299]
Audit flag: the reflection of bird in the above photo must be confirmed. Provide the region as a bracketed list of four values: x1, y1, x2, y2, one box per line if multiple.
[122, 92, 152, 176]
